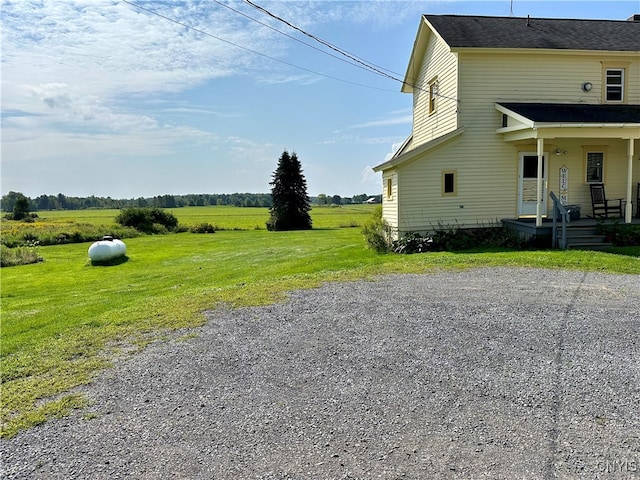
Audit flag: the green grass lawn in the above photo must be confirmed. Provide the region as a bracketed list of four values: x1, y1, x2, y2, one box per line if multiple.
[2, 205, 640, 437]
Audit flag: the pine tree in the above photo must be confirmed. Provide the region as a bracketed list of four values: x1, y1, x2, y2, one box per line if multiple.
[266, 150, 312, 231]
[12, 196, 31, 221]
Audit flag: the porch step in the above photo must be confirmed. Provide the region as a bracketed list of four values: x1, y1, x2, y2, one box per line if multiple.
[567, 243, 613, 250]
[556, 226, 613, 250]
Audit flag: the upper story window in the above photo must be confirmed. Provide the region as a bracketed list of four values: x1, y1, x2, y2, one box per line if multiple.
[605, 68, 624, 102]
[428, 78, 438, 114]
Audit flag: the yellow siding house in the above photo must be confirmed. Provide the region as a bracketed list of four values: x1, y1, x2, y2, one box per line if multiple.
[374, 14, 640, 238]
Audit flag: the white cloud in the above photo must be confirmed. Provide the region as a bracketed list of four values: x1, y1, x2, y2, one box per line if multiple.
[384, 140, 406, 161]
[1, 1, 423, 197]
[361, 165, 382, 187]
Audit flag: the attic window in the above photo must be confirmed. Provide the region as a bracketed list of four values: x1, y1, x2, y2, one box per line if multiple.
[605, 68, 624, 102]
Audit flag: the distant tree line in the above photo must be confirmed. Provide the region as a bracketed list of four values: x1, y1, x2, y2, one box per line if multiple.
[1, 191, 382, 212]
[0, 192, 272, 212]
[314, 193, 381, 205]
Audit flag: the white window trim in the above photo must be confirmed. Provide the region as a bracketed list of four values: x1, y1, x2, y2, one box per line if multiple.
[585, 151, 605, 184]
[442, 170, 457, 196]
[428, 77, 438, 115]
[605, 68, 624, 103]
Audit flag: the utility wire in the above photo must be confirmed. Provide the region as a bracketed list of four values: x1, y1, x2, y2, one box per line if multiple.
[242, 0, 407, 83]
[211, 0, 385, 77]
[120, 0, 398, 92]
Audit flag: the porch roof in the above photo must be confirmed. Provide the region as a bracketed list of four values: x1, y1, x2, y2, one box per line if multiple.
[496, 103, 640, 140]
[498, 103, 640, 124]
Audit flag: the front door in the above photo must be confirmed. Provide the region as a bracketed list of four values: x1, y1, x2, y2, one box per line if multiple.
[518, 153, 548, 217]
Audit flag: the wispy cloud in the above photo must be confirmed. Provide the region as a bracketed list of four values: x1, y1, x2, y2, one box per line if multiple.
[349, 114, 412, 129]
[1, 0, 424, 196]
[282, 0, 428, 30]
[319, 133, 406, 146]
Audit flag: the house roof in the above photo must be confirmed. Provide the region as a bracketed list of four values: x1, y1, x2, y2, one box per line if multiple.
[497, 103, 640, 124]
[424, 15, 640, 51]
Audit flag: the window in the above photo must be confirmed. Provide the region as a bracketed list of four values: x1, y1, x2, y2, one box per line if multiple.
[442, 170, 457, 196]
[386, 178, 393, 199]
[605, 68, 624, 102]
[428, 79, 438, 114]
[586, 152, 604, 183]
[522, 156, 545, 179]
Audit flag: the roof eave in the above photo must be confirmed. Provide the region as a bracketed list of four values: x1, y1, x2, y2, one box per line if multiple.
[453, 47, 640, 56]
[373, 127, 465, 172]
[402, 16, 453, 94]
[495, 103, 535, 127]
[535, 122, 640, 128]
[500, 125, 640, 142]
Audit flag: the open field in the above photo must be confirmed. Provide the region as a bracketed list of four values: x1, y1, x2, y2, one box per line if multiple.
[1, 205, 374, 248]
[2, 205, 640, 437]
[32, 204, 374, 230]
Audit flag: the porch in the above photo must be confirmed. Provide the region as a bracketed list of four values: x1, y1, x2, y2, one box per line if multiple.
[502, 216, 640, 249]
[495, 102, 640, 227]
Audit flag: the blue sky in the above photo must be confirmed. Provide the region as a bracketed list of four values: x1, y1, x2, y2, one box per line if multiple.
[2, 0, 638, 198]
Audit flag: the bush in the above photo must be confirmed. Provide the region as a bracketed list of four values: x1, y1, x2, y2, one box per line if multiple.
[189, 223, 216, 234]
[4, 212, 37, 222]
[596, 222, 640, 246]
[1, 244, 42, 267]
[12, 196, 31, 221]
[392, 232, 433, 254]
[0, 221, 139, 248]
[392, 223, 525, 254]
[115, 207, 178, 234]
[361, 206, 393, 253]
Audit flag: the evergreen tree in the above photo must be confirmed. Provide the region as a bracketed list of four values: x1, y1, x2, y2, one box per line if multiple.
[12, 196, 31, 220]
[267, 150, 312, 231]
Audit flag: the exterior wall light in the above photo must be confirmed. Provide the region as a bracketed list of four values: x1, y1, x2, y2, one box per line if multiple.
[582, 82, 593, 92]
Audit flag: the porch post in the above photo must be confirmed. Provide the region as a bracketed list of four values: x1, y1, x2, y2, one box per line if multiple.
[625, 138, 634, 223]
[536, 137, 544, 227]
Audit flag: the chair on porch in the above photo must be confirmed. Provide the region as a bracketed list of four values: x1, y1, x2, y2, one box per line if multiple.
[590, 183, 623, 219]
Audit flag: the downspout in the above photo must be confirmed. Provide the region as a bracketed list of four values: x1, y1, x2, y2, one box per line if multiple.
[625, 138, 634, 224]
[536, 137, 544, 227]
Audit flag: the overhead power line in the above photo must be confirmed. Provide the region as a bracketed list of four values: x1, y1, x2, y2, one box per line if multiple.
[241, 0, 406, 83]
[120, 0, 399, 92]
[211, 0, 385, 77]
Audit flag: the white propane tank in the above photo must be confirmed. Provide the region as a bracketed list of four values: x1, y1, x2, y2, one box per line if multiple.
[88, 236, 126, 262]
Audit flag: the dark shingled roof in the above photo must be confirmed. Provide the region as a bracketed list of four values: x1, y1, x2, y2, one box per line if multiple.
[498, 103, 640, 123]
[425, 15, 640, 51]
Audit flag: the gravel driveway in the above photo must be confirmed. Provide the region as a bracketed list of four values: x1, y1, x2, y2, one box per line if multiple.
[2, 267, 639, 479]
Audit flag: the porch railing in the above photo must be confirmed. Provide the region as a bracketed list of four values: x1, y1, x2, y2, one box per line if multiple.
[550, 191, 569, 249]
